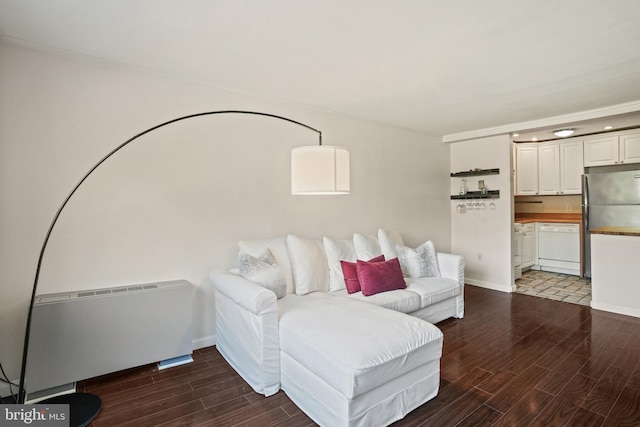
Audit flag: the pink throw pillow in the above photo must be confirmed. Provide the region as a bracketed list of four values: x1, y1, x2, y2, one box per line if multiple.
[356, 257, 406, 296]
[341, 255, 385, 294]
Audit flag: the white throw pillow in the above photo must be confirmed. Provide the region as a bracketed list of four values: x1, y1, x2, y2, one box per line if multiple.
[353, 233, 382, 260]
[287, 235, 330, 295]
[378, 229, 405, 260]
[238, 249, 287, 298]
[239, 237, 294, 294]
[396, 241, 441, 278]
[323, 236, 357, 292]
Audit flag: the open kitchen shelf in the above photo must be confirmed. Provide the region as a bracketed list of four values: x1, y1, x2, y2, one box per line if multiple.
[450, 168, 500, 177]
[451, 167, 500, 199]
[451, 190, 500, 200]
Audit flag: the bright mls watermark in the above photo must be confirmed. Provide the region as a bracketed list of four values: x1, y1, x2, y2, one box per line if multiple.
[1, 405, 69, 426]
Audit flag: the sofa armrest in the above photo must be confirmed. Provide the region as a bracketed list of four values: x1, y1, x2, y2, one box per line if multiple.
[210, 272, 280, 396]
[437, 253, 465, 319]
[437, 252, 465, 286]
[211, 271, 278, 316]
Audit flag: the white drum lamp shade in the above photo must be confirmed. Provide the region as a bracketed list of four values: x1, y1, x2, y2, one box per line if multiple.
[291, 146, 350, 195]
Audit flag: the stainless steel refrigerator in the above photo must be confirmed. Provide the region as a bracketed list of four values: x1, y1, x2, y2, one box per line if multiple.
[582, 168, 640, 277]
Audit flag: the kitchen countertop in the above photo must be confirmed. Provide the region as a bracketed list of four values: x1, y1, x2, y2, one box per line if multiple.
[515, 213, 582, 224]
[590, 226, 640, 237]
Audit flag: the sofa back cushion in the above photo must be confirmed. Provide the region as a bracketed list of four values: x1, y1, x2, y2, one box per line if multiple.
[287, 235, 330, 295]
[378, 229, 405, 260]
[353, 233, 383, 260]
[323, 237, 357, 292]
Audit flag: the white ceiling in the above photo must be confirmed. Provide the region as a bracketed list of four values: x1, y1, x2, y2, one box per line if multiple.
[2, 0, 640, 139]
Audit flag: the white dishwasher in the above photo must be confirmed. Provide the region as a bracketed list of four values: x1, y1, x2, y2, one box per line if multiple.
[537, 223, 580, 275]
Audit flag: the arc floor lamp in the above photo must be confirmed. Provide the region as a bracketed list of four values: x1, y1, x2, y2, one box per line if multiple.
[17, 110, 349, 426]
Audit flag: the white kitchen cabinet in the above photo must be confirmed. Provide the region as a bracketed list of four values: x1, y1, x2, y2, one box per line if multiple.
[584, 131, 640, 166]
[620, 131, 640, 164]
[584, 136, 619, 166]
[591, 232, 640, 318]
[515, 144, 538, 195]
[522, 223, 536, 268]
[515, 141, 583, 195]
[537, 143, 560, 195]
[560, 140, 584, 194]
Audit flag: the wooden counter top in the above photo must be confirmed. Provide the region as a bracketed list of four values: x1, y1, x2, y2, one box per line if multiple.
[590, 226, 640, 237]
[515, 213, 582, 224]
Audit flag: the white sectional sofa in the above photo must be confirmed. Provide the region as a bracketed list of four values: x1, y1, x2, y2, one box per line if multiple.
[210, 229, 465, 427]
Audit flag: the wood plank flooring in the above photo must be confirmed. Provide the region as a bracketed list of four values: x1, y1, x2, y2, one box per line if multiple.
[79, 285, 640, 426]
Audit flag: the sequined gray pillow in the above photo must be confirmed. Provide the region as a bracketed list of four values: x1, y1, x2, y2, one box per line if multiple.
[238, 249, 287, 298]
[396, 241, 440, 278]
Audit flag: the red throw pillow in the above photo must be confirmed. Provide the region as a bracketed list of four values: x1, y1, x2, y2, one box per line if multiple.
[341, 255, 385, 294]
[356, 257, 406, 296]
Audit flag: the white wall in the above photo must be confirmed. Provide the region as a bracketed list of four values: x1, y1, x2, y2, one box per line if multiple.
[0, 40, 451, 386]
[450, 135, 513, 292]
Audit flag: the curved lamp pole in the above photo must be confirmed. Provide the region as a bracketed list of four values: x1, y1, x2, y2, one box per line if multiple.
[17, 111, 339, 424]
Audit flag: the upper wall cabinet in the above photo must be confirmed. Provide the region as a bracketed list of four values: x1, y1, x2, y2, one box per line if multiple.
[560, 141, 584, 194]
[621, 131, 640, 164]
[583, 135, 618, 166]
[537, 143, 560, 195]
[515, 144, 538, 195]
[515, 141, 584, 195]
[584, 130, 640, 167]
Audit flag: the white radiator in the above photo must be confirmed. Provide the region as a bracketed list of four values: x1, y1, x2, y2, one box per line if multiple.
[25, 280, 192, 398]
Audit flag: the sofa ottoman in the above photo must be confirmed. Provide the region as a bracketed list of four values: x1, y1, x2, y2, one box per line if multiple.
[278, 292, 443, 427]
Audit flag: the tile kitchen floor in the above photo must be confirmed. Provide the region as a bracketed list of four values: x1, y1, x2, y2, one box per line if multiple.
[515, 269, 591, 306]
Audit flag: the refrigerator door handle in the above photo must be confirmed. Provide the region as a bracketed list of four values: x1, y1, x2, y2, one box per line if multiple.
[581, 174, 590, 277]
[582, 174, 589, 207]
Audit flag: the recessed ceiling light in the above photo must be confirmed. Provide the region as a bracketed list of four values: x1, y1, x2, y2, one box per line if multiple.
[553, 129, 575, 138]
[604, 125, 614, 130]
[512, 133, 519, 137]
[531, 137, 538, 141]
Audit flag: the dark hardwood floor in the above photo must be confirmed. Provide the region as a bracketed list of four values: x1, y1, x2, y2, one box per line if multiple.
[79, 285, 640, 426]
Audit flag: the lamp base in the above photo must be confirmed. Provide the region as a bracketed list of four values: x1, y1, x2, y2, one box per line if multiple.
[40, 392, 101, 427]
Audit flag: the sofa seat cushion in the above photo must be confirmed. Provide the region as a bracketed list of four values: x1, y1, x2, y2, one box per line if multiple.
[278, 293, 443, 399]
[405, 277, 461, 306]
[333, 288, 421, 313]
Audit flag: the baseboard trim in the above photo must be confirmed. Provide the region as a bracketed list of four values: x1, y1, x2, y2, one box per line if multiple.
[466, 279, 512, 293]
[193, 334, 216, 350]
[591, 301, 640, 319]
